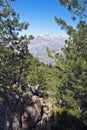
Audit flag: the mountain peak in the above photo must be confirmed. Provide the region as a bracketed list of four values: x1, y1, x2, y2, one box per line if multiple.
[29, 34, 68, 64]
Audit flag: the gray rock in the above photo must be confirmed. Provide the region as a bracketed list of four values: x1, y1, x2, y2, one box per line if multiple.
[0, 89, 53, 130]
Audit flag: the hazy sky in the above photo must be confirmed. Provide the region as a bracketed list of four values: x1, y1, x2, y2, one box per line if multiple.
[12, 0, 77, 35]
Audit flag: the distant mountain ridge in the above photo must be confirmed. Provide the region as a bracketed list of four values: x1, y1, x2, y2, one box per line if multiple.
[28, 33, 68, 64]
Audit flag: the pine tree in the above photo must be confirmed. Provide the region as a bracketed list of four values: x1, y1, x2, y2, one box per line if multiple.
[55, 0, 87, 110]
[0, 0, 33, 87]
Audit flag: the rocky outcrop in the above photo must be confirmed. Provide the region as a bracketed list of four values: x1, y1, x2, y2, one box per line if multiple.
[0, 89, 54, 130]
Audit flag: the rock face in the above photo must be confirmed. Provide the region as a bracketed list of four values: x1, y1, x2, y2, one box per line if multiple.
[0, 89, 54, 130]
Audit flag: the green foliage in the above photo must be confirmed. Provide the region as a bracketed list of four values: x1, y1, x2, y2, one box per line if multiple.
[0, 2, 87, 128]
[54, 1, 87, 111]
[80, 111, 87, 121]
[0, 97, 4, 104]
[54, 22, 87, 109]
[0, 0, 32, 87]
[59, 0, 87, 18]
[1, 0, 87, 116]
[53, 108, 85, 130]
[55, 17, 76, 35]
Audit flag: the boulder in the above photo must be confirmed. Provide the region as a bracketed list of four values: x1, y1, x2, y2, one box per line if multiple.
[0, 89, 53, 130]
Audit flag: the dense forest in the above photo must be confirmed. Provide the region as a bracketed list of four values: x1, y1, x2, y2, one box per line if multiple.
[0, 0, 87, 130]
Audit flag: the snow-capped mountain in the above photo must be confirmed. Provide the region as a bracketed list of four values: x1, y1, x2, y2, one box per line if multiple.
[28, 33, 68, 64]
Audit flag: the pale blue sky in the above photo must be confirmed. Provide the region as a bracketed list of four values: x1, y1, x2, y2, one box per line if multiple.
[12, 0, 77, 35]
